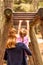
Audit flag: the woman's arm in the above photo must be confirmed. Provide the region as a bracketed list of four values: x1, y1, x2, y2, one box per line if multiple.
[22, 43, 32, 55]
[4, 49, 7, 61]
[17, 43, 32, 55]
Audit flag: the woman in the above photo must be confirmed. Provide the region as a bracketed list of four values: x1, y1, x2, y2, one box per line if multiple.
[4, 27, 32, 65]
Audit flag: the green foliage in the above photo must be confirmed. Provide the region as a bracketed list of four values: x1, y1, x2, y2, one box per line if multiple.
[13, 0, 33, 12]
[14, 3, 33, 12]
[13, 0, 43, 12]
[39, 2, 43, 8]
[14, 0, 32, 4]
[13, 4, 20, 12]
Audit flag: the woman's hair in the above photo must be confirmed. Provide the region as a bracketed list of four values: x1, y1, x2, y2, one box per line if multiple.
[8, 27, 17, 37]
[19, 28, 27, 37]
[6, 27, 17, 48]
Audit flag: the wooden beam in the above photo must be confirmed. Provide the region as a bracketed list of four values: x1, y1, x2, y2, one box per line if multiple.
[13, 12, 37, 20]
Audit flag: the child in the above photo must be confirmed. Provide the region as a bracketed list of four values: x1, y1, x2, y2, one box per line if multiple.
[16, 28, 29, 47]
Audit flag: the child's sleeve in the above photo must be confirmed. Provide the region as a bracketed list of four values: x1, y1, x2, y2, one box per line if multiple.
[23, 37, 29, 47]
[4, 49, 7, 60]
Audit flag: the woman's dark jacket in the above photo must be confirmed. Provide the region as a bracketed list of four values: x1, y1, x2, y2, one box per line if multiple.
[4, 43, 32, 65]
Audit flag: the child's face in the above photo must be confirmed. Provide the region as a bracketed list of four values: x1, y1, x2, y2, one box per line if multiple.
[20, 33, 25, 38]
[20, 28, 27, 38]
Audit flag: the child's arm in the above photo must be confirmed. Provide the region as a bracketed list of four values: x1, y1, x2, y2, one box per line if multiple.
[18, 20, 22, 34]
[26, 20, 29, 37]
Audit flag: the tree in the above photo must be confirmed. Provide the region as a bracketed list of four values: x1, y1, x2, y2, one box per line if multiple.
[0, 0, 14, 65]
[14, 0, 32, 4]
[13, 0, 33, 12]
[0, 0, 5, 65]
[32, 0, 39, 11]
[29, 25, 43, 65]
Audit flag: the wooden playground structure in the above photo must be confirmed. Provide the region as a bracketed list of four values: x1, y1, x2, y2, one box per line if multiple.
[0, 0, 43, 65]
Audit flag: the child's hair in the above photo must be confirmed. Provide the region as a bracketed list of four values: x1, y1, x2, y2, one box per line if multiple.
[19, 28, 27, 37]
[6, 27, 17, 48]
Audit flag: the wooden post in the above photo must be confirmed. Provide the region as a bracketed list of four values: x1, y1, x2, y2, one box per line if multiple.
[0, 0, 5, 65]
[29, 42, 35, 65]
[40, 20, 43, 39]
[29, 25, 43, 65]
[37, 8, 43, 39]
[4, 0, 13, 9]
[0, 0, 14, 65]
